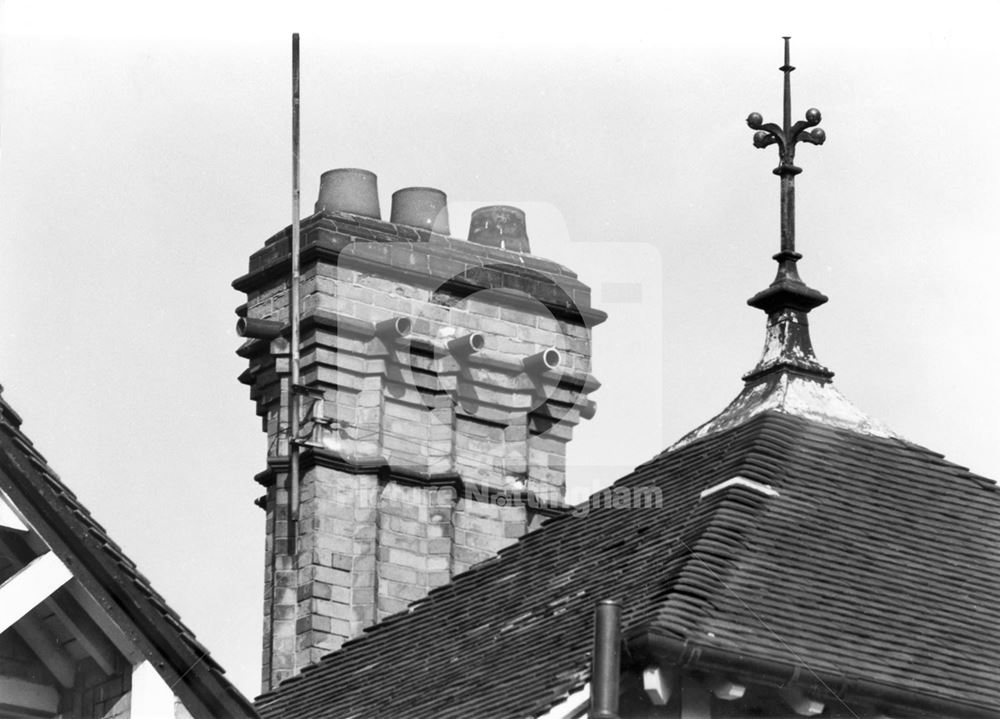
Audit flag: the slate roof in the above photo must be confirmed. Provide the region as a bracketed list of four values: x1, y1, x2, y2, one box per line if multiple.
[253, 409, 1000, 719]
[0, 385, 258, 719]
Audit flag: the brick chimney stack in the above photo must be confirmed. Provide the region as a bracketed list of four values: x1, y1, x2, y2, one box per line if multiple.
[234, 169, 605, 692]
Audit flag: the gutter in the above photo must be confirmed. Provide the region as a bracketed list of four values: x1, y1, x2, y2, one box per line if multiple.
[630, 631, 998, 719]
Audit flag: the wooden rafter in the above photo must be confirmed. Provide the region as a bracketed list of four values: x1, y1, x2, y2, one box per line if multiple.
[44, 593, 118, 675]
[12, 612, 75, 689]
[63, 581, 144, 665]
[0, 488, 28, 532]
[0, 551, 71, 635]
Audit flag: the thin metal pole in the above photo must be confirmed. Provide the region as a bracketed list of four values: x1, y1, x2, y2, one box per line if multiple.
[780, 171, 795, 255]
[779, 36, 796, 255]
[289, 33, 302, 549]
[781, 36, 792, 137]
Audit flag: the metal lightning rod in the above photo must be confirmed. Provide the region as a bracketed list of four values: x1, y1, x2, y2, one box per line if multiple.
[289, 33, 302, 552]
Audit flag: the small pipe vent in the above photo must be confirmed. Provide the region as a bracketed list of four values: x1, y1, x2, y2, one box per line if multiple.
[376, 317, 412, 340]
[315, 168, 381, 219]
[390, 187, 449, 234]
[468, 205, 530, 253]
[237, 317, 284, 340]
[447, 332, 485, 357]
[523, 348, 561, 374]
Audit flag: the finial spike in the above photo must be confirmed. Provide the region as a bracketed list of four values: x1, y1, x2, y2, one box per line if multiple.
[781, 37, 793, 133]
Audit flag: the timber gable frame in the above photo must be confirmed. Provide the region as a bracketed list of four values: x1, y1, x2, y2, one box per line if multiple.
[0, 385, 258, 719]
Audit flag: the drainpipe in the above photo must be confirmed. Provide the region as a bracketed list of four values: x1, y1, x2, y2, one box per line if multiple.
[592, 600, 621, 719]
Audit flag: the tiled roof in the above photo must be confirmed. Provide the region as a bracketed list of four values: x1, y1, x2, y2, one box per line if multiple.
[254, 410, 1000, 718]
[0, 386, 258, 719]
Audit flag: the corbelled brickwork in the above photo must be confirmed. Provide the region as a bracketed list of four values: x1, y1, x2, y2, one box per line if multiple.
[235, 208, 605, 691]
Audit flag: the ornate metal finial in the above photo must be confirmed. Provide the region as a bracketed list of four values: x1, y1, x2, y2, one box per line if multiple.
[746, 37, 826, 256]
[742, 37, 833, 384]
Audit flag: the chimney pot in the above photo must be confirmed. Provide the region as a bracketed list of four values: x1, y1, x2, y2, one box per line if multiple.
[390, 187, 450, 234]
[468, 205, 531, 253]
[315, 168, 381, 219]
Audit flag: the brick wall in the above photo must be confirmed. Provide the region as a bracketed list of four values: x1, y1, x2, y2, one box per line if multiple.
[74, 658, 130, 719]
[238, 210, 604, 692]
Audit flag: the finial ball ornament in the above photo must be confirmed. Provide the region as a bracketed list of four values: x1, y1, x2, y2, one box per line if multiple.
[753, 131, 770, 148]
[746, 112, 764, 129]
[805, 107, 822, 125]
[810, 128, 826, 144]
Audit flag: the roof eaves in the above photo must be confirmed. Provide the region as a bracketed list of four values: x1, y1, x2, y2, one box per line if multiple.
[631, 629, 1000, 719]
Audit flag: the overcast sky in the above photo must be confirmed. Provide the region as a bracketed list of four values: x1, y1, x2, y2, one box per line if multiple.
[2, 1, 998, 700]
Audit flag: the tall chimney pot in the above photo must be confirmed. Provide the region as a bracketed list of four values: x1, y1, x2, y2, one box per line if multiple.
[315, 168, 381, 219]
[390, 187, 450, 235]
[468, 205, 531, 253]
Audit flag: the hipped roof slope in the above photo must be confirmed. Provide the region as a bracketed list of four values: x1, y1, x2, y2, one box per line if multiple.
[255, 410, 1000, 719]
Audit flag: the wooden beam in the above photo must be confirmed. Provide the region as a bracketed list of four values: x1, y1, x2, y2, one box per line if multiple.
[63, 581, 144, 665]
[132, 660, 181, 719]
[0, 675, 60, 716]
[13, 612, 76, 689]
[0, 443, 243, 719]
[0, 488, 29, 532]
[0, 527, 49, 564]
[0, 530, 118, 675]
[0, 551, 71, 634]
[44, 595, 118, 675]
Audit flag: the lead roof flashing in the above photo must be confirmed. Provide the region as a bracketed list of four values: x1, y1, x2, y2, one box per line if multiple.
[671, 372, 903, 450]
[700, 476, 779, 500]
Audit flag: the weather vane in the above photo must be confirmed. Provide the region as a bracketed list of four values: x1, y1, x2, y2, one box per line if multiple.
[746, 36, 826, 258]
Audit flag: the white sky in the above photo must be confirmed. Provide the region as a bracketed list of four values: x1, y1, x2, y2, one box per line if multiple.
[1, 0, 998, 700]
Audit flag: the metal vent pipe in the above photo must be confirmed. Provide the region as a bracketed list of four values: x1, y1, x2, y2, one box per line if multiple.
[592, 599, 621, 719]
